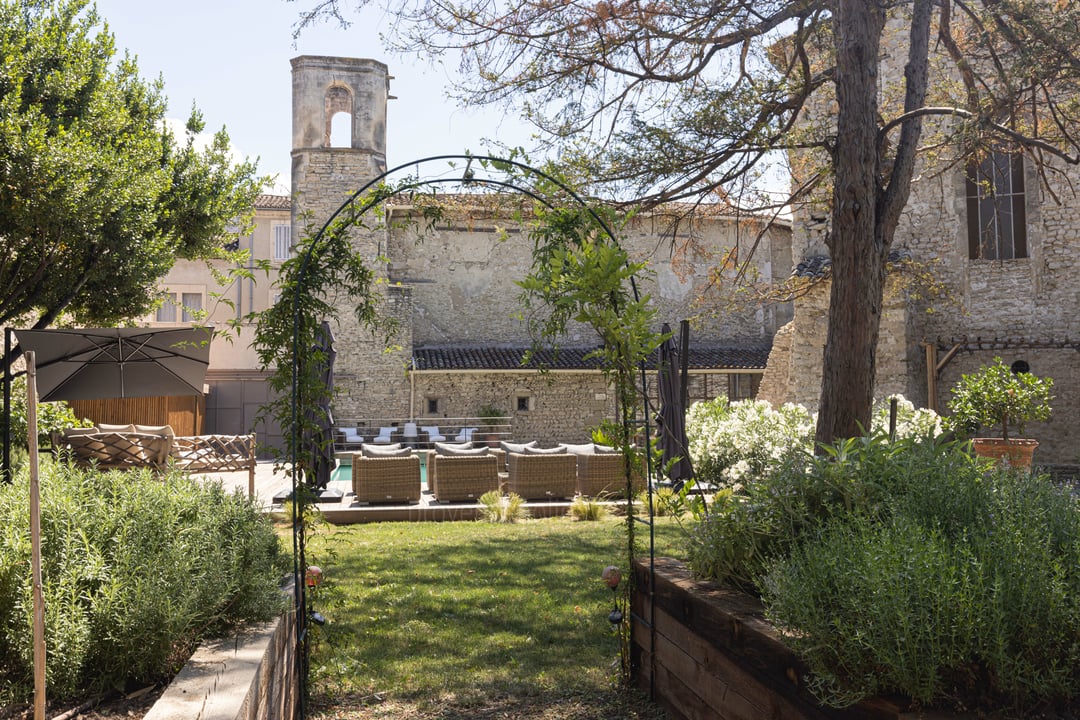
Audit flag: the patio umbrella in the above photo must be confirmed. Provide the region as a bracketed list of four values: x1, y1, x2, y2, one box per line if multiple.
[656, 322, 693, 489]
[307, 321, 336, 490]
[13, 327, 212, 401]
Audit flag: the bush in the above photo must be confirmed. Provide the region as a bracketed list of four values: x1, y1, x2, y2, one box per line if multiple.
[568, 495, 607, 521]
[686, 395, 940, 490]
[686, 398, 814, 487]
[688, 433, 957, 591]
[1, 375, 91, 451]
[0, 459, 289, 704]
[478, 491, 529, 523]
[763, 467, 1080, 713]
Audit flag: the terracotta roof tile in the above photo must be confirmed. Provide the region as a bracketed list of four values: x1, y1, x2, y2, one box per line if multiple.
[255, 194, 291, 210]
[412, 344, 771, 371]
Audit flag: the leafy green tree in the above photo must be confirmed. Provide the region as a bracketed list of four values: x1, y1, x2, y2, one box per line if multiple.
[293, 0, 1080, 444]
[0, 0, 267, 372]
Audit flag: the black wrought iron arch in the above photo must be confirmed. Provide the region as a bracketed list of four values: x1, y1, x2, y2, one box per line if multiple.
[287, 154, 660, 717]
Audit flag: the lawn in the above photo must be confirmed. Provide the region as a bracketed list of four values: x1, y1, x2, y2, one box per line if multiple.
[304, 513, 688, 719]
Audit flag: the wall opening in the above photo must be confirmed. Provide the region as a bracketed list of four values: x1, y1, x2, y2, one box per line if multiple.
[324, 85, 353, 148]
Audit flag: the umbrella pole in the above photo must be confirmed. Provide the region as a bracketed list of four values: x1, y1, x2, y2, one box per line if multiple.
[27, 351, 46, 720]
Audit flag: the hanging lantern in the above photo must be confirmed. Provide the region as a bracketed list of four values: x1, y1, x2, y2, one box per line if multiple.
[602, 565, 621, 588]
[306, 565, 324, 588]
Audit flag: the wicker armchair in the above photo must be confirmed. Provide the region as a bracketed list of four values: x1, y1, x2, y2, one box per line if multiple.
[506, 452, 578, 501]
[426, 452, 500, 502]
[575, 452, 644, 498]
[351, 454, 422, 504]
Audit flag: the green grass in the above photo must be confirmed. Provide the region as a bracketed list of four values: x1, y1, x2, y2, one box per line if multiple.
[305, 515, 686, 715]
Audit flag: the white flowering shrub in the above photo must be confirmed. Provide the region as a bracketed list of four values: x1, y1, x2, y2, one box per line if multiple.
[687, 394, 942, 488]
[870, 394, 944, 439]
[686, 398, 814, 487]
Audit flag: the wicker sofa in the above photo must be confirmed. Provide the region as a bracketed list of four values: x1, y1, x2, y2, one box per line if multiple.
[52, 426, 255, 476]
[426, 451, 501, 502]
[351, 453, 422, 504]
[573, 451, 644, 498]
[505, 452, 578, 501]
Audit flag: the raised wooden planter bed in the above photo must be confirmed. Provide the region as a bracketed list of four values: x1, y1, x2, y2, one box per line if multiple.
[630, 557, 905, 720]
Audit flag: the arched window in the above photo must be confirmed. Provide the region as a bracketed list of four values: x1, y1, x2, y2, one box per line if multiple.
[324, 86, 352, 147]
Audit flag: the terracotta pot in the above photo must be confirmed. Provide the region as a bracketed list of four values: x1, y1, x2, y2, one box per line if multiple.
[971, 437, 1039, 470]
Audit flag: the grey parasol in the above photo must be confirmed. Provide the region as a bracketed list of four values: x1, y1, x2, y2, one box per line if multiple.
[13, 327, 212, 402]
[308, 321, 337, 490]
[656, 322, 693, 488]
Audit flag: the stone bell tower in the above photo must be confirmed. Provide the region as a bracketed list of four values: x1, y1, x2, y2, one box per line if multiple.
[290, 55, 389, 227]
[290, 56, 411, 423]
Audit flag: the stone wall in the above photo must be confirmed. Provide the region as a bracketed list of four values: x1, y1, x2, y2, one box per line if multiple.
[389, 205, 792, 347]
[144, 596, 297, 720]
[758, 277, 912, 413]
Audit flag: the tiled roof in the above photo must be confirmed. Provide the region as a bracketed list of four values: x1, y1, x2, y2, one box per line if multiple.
[412, 344, 771, 371]
[255, 194, 291, 210]
[793, 248, 914, 278]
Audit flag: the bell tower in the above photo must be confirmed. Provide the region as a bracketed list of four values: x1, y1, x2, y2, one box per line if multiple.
[289, 56, 410, 423]
[290, 55, 389, 230]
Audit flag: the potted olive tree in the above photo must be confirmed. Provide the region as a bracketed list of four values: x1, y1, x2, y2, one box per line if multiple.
[946, 357, 1053, 469]
[477, 403, 509, 447]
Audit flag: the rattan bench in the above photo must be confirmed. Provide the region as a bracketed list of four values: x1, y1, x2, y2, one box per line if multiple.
[574, 452, 645, 498]
[426, 452, 500, 502]
[351, 454, 422, 504]
[506, 452, 577, 501]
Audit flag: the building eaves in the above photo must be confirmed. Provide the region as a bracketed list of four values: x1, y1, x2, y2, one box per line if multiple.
[412, 344, 772, 372]
[255, 194, 291, 210]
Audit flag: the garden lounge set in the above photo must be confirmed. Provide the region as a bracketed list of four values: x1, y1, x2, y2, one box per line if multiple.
[50, 423, 258, 490]
[350, 440, 644, 505]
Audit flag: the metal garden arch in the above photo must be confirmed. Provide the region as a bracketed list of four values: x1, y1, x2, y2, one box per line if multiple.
[286, 154, 660, 717]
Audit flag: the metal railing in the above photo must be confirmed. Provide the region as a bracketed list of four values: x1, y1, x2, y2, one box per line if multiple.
[333, 417, 513, 450]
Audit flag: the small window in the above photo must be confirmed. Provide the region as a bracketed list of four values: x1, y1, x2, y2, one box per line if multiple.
[181, 292, 203, 322]
[427, 398, 439, 414]
[516, 396, 530, 412]
[728, 373, 754, 401]
[156, 293, 177, 323]
[966, 152, 1027, 260]
[273, 224, 292, 260]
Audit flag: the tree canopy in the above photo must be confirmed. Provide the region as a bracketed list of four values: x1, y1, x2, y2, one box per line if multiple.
[294, 0, 1080, 442]
[0, 0, 267, 358]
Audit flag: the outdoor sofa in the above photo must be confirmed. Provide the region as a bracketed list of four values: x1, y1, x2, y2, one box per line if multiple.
[350, 452, 422, 504]
[425, 445, 502, 502]
[564, 443, 644, 498]
[505, 450, 578, 501]
[51, 424, 257, 492]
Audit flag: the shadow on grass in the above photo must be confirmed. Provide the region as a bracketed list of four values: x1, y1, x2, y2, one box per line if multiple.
[306, 516, 686, 710]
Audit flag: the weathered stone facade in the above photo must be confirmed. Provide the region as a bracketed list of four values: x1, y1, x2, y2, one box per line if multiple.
[760, 6, 1080, 463]
[757, 277, 912, 411]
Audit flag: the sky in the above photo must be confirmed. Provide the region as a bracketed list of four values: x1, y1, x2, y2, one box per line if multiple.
[91, 0, 538, 195]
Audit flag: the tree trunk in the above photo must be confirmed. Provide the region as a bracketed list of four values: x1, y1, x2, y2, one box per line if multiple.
[816, 0, 888, 447]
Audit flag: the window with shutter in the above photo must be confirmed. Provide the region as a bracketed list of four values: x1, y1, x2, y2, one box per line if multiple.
[274, 224, 292, 260]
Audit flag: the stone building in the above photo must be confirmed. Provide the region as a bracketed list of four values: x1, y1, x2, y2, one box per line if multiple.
[757, 8, 1080, 464]
[145, 55, 792, 450]
[286, 55, 791, 444]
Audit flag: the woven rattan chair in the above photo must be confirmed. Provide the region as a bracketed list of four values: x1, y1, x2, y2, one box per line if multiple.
[351, 454, 422, 504]
[426, 452, 500, 502]
[506, 452, 577, 500]
[575, 452, 644, 498]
